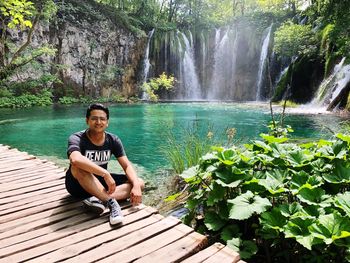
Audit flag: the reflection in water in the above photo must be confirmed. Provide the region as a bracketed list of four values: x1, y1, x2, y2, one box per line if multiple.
[0, 103, 341, 182]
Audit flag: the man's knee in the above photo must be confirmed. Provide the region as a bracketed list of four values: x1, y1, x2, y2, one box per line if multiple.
[71, 165, 91, 181]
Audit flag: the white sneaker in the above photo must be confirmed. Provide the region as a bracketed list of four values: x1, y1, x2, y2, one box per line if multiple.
[83, 196, 105, 214]
[107, 199, 124, 225]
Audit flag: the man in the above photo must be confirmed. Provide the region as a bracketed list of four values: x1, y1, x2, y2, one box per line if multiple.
[65, 103, 144, 225]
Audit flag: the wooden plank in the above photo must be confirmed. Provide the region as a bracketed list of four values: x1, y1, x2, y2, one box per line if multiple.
[61, 215, 180, 263]
[0, 206, 155, 261]
[134, 230, 207, 263]
[0, 155, 35, 163]
[0, 208, 82, 239]
[0, 171, 65, 192]
[25, 208, 160, 262]
[181, 242, 225, 263]
[0, 201, 82, 232]
[202, 246, 241, 263]
[0, 193, 73, 222]
[98, 222, 195, 263]
[0, 188, 67, 211]
[0, 167, 60, 183]
[2, 207, 160, 263]
[0, 161, 45, 173]
[0, 174, 65, 199]
[0, 184, 66, 206]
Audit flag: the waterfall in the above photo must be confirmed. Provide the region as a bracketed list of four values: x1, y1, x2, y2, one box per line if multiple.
[313, 57, 347, 105]
[208, 28, 238, 100]
[141, 29, 155, 100]
[256, 25, 272, 101]
[179, 32, 201, 100]
[148, 21, 274, 101]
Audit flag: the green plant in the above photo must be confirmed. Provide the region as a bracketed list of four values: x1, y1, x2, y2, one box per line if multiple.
[58, 96, 79, 104]
[0, 89, 52, 108]
[177, 127, 350, 262]
[274, 21, 317, 58]
[142, 72, 175, 102]
[162, 123, 237, 174]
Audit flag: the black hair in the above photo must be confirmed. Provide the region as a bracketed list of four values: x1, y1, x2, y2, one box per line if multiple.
[86, 103, 109, 119]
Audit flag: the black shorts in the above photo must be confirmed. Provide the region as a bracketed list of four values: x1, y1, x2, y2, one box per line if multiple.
[65, 169, 128, 199]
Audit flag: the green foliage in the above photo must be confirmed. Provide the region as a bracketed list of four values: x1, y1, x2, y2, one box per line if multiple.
[0, 0, 34, 29]
[274, 21, 317, 58]
[0, 89, 52, 108]
[178, 126, 350, 261]
[162, 123, 237, 174]
[142, 72, 175, 102]
[58, 96, 79, 104]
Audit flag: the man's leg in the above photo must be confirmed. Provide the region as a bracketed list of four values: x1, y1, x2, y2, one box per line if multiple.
[71, 167, 125, 224]
[111, 174, 145, 200]
[70, 165, 110, 202]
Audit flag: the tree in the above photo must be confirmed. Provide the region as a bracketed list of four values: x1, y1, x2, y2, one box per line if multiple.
[274, 21, 317, 58]
[0, 0, 57, 81]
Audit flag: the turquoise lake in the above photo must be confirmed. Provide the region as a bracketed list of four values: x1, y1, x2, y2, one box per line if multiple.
[0, 103, 342, 182]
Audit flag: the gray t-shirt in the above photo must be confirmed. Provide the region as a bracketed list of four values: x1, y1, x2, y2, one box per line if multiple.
[67, 130, 125, 169]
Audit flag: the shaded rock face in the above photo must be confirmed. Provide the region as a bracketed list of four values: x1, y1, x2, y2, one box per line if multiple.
[11, 1, 146, 99]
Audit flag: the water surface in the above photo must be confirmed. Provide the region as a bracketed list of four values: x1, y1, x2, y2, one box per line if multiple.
[0, 103, 341, 182]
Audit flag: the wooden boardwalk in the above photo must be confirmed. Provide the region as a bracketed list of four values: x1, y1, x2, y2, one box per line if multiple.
[0, 145, 243, 262]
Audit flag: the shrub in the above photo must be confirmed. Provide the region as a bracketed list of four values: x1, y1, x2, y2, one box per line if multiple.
[0, 89, 53, 108]
[142, 72, 175, 102]
[179, 130, 350, 262]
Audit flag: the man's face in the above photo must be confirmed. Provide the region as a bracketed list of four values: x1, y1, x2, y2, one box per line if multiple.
[86, 109, 109, 132]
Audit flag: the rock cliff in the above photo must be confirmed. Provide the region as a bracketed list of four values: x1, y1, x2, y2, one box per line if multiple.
[12, 0, 147, 99]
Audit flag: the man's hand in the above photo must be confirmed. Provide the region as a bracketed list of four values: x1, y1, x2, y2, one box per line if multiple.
[104, 173, 116, 195]
[130, 185, 142, 206]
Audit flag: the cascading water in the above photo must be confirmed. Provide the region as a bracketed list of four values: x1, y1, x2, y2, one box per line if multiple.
[141, 29, 155, 100]
[256, 25, 272, 101]
[148, 21, 270, 101]
[313, 57, 347, 105]
[179, 32, 201, 100]
[208, 28, 238, 100]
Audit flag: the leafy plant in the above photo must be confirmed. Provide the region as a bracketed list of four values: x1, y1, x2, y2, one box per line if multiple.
[274, 21, 317, 58]
[178, 128, 350, 262]
[142, 72, 175, 102]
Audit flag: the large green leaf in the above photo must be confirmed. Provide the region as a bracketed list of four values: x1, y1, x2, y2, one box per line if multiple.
[334, 192, 350, 216]
[180, 166, 199, 182]
[309, 211, 350, 246]
[252, 140, 272, 153]
[332, 140, 348, 159]
[286, 149, 313, 167]
[258, 169, 288, 195]
[284, 217, 315, 250]
[323, 160, 350, 184]
[279, 202, 304, 217]
[290, 172, 323, 194]
[220, 224, 240, 241]
[201, 152, 219, 162]
[206, 182, 226, 206]
[227, 238, 258, 260]
[260, 207, 287, 231]
[228, 191, 272, 220]
[218, 148, 240, 165]
[260, 133, 288, 143]
[204, 211, 226, 231]
[297, 187, 330, 206]
[336, 133, 350, 144]
[311, 158, 333, 172]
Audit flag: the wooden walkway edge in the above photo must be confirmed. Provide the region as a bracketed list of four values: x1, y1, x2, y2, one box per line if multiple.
[0, 144, 243, 262]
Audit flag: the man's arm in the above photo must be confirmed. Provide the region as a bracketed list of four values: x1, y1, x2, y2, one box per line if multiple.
[69, 151, 116, 195]
[117, 156, 143, 205]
